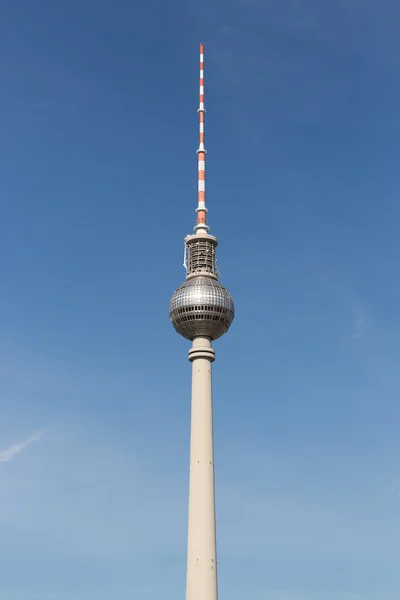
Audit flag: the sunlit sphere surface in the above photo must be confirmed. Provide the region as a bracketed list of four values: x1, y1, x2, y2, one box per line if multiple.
[170, 276, 234, 341]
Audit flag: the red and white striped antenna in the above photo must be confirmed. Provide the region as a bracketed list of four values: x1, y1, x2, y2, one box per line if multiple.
[194, 43, 209, 235]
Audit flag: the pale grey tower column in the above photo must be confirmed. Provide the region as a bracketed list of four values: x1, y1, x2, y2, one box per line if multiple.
[186, 336, 217, 600]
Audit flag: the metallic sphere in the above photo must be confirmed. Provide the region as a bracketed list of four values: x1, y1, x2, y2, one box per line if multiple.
[170, 276, 235, 341]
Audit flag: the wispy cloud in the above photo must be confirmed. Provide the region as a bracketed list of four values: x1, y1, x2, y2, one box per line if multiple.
[351, 312, 369, 339]
[258, 590, 383, 600]
[0, 429, 46, 463]
[0, 591, 69, 600]
[127, 589, 151, 595]
[29, 594, 69, 600]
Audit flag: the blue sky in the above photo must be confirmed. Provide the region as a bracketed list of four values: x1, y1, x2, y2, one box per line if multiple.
[1, 0, 400, 598]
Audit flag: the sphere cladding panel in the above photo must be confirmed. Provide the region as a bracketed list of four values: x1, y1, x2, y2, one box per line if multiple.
[170, 276, 235, 340]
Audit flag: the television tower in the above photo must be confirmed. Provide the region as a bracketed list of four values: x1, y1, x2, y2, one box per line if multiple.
[170, 44, 235, 600]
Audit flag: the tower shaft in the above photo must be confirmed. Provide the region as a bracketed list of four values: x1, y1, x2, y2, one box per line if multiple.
[186, 336, 218, 600]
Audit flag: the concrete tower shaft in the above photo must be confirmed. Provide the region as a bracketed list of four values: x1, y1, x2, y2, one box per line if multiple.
[186, 336, 217, 600]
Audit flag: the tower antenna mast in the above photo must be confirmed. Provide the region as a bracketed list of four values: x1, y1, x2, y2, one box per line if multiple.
[196, 43, 209, 234]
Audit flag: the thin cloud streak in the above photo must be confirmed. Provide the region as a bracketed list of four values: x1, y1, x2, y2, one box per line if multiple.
[29, 594, 69, 600]
[351, 313, 369, 339]
[0, 429, 46, 463]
